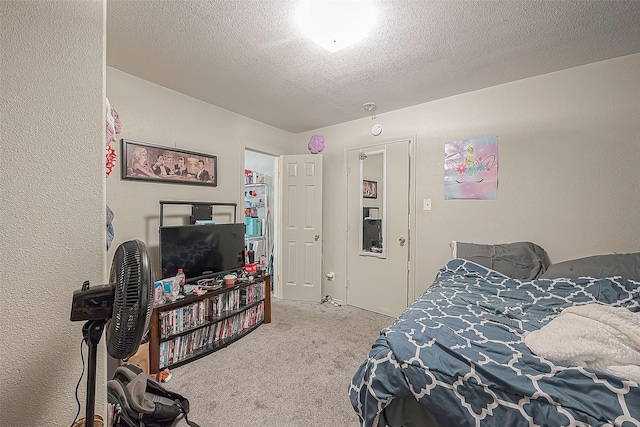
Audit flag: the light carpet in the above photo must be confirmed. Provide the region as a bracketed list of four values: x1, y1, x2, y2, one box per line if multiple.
[168, 298, 393, 427]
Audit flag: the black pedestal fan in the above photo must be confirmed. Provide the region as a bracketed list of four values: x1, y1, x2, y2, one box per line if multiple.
[70, 240, 154, 427]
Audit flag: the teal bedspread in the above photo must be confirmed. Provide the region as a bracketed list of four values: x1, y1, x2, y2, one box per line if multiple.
[350, 259, 640, 427]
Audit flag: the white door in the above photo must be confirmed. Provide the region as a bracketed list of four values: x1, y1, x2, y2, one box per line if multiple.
[279, 154, 323, 301]
[347, 140, 410, 317]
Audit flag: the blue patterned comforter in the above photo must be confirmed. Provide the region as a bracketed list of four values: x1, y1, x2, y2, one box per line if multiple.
[350, 259, 640, 427]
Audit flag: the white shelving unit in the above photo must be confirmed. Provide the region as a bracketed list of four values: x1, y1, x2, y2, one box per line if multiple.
[244, 183, 270, 269]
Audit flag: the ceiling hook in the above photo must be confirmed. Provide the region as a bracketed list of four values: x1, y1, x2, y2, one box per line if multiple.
[363, 102, 376, 112]
[363, 102, 377, 120]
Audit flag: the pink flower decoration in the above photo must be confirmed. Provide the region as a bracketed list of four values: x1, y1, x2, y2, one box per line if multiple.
[308, 134, 325, 154]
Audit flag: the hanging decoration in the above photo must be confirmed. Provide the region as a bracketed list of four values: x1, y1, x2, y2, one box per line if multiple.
[106, 145, 117, 177]
[105, 97, 122, 177]
[106, 204, 115, 250]
[308, 134, 325, 154]
[105, 97, 122, 250]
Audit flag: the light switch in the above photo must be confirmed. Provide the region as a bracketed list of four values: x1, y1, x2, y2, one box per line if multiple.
[423, 198, 432, 211]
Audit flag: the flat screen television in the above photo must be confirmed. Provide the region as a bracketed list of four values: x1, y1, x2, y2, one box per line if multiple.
[159, 223, 245, 283]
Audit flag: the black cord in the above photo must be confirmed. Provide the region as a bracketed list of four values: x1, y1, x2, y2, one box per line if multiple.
[70, 337, 86, 427]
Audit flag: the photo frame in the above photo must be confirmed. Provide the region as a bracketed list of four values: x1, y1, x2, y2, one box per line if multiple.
[121, 139, 217, 187]
[363, 180, 377, 199]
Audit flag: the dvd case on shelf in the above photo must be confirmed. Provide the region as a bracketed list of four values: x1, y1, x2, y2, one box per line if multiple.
[154, 278, 267, 369]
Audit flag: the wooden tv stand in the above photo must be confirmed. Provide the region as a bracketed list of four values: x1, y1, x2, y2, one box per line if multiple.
[148, 275, 271, 374]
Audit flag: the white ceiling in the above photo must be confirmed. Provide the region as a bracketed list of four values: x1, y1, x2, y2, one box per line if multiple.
[107, 0, 640, 134]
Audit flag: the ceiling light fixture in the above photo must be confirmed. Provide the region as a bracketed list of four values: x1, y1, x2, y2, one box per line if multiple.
[295, 0, 377, 53]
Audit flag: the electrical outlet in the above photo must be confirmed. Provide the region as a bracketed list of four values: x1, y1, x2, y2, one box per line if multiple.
[326, 272, 335, 280]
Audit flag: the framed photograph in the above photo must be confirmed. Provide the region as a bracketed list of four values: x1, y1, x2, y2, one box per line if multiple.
[363, 180, 377, 199]
[121, 139, 217, 187]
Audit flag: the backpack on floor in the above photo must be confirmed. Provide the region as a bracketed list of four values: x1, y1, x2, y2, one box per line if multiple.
[107, 363, 200, 427]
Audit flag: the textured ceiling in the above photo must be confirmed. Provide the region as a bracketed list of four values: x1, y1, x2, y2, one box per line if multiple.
[107, 0, 640, 134]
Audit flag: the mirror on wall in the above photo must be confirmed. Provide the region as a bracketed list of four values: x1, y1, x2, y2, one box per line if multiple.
[359, 149, 386, 257]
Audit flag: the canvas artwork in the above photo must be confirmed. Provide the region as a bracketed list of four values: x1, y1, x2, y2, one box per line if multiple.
[444, 136, 498, 199]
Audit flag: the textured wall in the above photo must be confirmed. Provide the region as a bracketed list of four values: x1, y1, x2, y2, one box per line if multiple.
[0, 1, 106, 425]
[300, 54, 640, 303]
[106, 67, 294, 278]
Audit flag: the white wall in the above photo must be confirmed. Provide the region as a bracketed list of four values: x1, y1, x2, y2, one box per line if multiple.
[0, 1, 106, 426]
[106, 68, 295, 277]
[300, 54, 640, 302]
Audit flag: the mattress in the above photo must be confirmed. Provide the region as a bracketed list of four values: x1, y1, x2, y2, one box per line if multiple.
[350, 259, 640, 427]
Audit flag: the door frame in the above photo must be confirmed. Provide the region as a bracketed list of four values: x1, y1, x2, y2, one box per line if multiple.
[343, 135, 418, 307]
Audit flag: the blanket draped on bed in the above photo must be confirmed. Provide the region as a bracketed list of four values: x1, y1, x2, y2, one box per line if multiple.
[349, 259, 640, 427]
[524, 304, 640, 382]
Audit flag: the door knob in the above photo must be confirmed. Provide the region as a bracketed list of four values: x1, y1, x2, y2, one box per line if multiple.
[315, 234, 320, 241]
[399, 236, 406, 246]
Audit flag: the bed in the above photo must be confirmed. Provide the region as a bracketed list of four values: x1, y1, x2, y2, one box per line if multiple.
[350, 248, 640, 427]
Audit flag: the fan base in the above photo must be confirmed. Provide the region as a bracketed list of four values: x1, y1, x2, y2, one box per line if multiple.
[72, 414, 104, 427]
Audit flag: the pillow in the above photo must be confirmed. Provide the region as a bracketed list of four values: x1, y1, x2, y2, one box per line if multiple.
[539, 252, 640, 281]
[452, 241, 549, 279]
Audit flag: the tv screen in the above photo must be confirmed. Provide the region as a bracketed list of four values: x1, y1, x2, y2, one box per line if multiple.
[160, 223, 245, 282]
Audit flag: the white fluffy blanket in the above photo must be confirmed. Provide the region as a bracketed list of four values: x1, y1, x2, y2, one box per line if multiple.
[524, 304, 640, 382]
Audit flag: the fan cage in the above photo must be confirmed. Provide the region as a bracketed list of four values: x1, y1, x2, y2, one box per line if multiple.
[107, 240, 153, 360]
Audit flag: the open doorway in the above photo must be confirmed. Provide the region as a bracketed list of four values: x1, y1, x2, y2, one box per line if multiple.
[244, 149, 278, 296]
